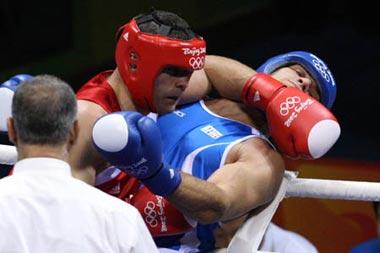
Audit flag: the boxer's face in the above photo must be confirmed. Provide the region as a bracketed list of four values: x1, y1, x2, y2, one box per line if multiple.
[271, 64, 321, 102]
[153, 66, 193, 114]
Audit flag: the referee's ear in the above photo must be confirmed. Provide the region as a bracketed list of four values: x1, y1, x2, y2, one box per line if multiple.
[68, 120, 79, 147]
[6, 118, 17, 146]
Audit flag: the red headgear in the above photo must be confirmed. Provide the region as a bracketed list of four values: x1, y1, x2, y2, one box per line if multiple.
[115, 17, 206, 112]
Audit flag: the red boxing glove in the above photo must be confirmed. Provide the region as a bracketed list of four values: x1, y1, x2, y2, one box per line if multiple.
[130, 187, 194, 237]
[241, 73, 340, 159]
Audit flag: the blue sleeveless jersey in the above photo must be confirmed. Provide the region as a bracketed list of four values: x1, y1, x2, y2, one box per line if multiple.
[155, 100, 270, 252]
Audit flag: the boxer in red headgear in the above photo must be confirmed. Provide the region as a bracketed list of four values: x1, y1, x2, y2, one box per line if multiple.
[72, 10, 208, 184]
[70, 9, 260, 185]
[71, 10, 339, 207]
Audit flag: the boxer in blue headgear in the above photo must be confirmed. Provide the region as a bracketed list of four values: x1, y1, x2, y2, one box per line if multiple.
[257, 51, 336, 108]
[92, 49, 339, 252]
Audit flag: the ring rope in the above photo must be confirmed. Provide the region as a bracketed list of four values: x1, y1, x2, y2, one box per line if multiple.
[286, 176, 380, 201]
[0, 144, 17, 165]
[1, 144, 380, 202]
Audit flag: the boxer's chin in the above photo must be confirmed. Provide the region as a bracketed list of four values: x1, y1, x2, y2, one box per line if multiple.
[155, 98, 178, 114]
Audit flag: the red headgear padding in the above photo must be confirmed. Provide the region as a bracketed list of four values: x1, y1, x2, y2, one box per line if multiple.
[115, 19, 206, 112]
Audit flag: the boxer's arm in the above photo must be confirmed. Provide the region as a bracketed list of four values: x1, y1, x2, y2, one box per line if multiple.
[168, 137, 284, 224]
[69, 100, 108, 184]
[92, 112, 283, 223]
[180, 55, 256, 104]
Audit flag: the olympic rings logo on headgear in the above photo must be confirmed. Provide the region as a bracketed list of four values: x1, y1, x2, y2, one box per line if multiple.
[144, 201, 158, 227]
[311, 56, 330, 82]
[189, 56, 205, 70]
[280, 96, 301, 116]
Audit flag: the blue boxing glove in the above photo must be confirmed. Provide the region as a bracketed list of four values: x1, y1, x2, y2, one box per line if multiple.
[1, 74, 33, 91]
[92, 111, 182, 197]
[0, 74, 33, 133]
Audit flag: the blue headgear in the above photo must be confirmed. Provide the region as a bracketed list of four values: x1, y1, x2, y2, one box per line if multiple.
[257, 51, 336, 108]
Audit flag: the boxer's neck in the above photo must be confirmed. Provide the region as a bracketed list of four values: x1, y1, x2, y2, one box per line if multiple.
[108, 69, 140, 113]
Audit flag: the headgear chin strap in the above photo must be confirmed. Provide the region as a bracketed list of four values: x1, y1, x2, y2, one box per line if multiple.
[257, 51, 336, 108]
[115, 18, 206, 112]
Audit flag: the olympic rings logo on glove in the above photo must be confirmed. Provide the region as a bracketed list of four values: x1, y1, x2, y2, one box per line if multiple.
[123, 165, 149, 177]
[280, 96, 301, 116]
[189, 56, 205, 70]
[144, 201, 158, 227]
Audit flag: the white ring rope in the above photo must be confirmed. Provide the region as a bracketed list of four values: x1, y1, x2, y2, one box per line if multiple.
[286, 177, 380, 201]
[1, 144, 379, 202]
[0, 144, 17, 165]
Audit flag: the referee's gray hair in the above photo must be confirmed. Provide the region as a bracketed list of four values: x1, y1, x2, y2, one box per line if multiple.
[12, 74, 77, 145]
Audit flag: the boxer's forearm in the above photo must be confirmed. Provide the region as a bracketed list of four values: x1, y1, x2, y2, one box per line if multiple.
[167, 172, 230, 224]
[180, 55, 256, 104]
[204, 55, 256, 101]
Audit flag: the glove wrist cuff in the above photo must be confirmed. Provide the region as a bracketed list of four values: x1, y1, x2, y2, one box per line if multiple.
[143, 164, 182, 197]
[241, 73, 284, 110]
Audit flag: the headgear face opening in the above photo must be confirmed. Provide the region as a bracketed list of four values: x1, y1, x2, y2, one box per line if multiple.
[115, 18, 206, 112]
[257, 51, 336, 108]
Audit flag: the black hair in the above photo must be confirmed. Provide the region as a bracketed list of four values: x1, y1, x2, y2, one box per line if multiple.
[117, 10, 198, 41]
